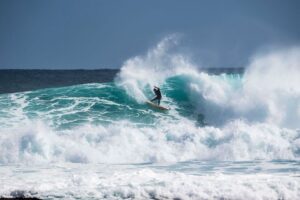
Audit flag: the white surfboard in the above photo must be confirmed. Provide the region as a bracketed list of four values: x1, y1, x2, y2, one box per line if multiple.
[146, 101, 170, 111]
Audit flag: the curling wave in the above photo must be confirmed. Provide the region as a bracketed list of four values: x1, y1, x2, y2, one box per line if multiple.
[0, 38, 300, 164]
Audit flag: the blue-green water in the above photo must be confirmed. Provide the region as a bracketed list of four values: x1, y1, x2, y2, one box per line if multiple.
[0, 73, 243, 130]
[0, 66, 299, 199]
[0, 70, 298, 163]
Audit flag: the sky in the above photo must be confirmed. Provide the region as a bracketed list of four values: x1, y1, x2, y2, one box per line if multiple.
[0, 0, 299, 69]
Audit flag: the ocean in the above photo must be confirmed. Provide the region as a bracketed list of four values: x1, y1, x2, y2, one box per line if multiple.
[0, 40, 300, 199]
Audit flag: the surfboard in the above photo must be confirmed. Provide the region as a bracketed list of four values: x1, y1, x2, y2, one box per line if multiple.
[146, 101, 170, 111]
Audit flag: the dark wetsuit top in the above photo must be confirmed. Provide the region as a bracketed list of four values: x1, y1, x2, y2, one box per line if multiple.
[154, 88, 162, 99]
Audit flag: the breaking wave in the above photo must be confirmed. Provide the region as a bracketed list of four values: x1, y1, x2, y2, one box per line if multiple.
[0, 37, 300, 164]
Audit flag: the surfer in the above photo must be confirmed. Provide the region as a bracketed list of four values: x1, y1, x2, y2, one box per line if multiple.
[151, 86, 162, 105]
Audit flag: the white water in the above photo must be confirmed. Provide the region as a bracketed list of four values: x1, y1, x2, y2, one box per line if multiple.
[117, 38, 300, 129]
[0, 38, 300, 164]
[1, 162, 299, 199]
[1, 37, 300, 199]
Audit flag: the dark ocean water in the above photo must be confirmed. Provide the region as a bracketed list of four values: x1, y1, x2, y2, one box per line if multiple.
[0, 68, 243, 94]
[0, 69, 118, 94]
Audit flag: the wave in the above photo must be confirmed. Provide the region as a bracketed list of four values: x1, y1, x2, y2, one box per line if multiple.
[0, 37, 300, 164]
[116, 37, 300, 128]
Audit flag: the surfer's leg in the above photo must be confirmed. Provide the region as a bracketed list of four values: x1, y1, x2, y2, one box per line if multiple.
[157, 99, 160, 105]
[151, 96, 158, 102]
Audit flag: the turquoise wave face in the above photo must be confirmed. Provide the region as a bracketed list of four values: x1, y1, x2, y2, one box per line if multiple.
[0, 73, 243, 130]
[0, 83, 158, 130]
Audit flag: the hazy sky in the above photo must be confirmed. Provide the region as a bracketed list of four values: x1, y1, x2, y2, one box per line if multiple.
[0, 0, 299, 69]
